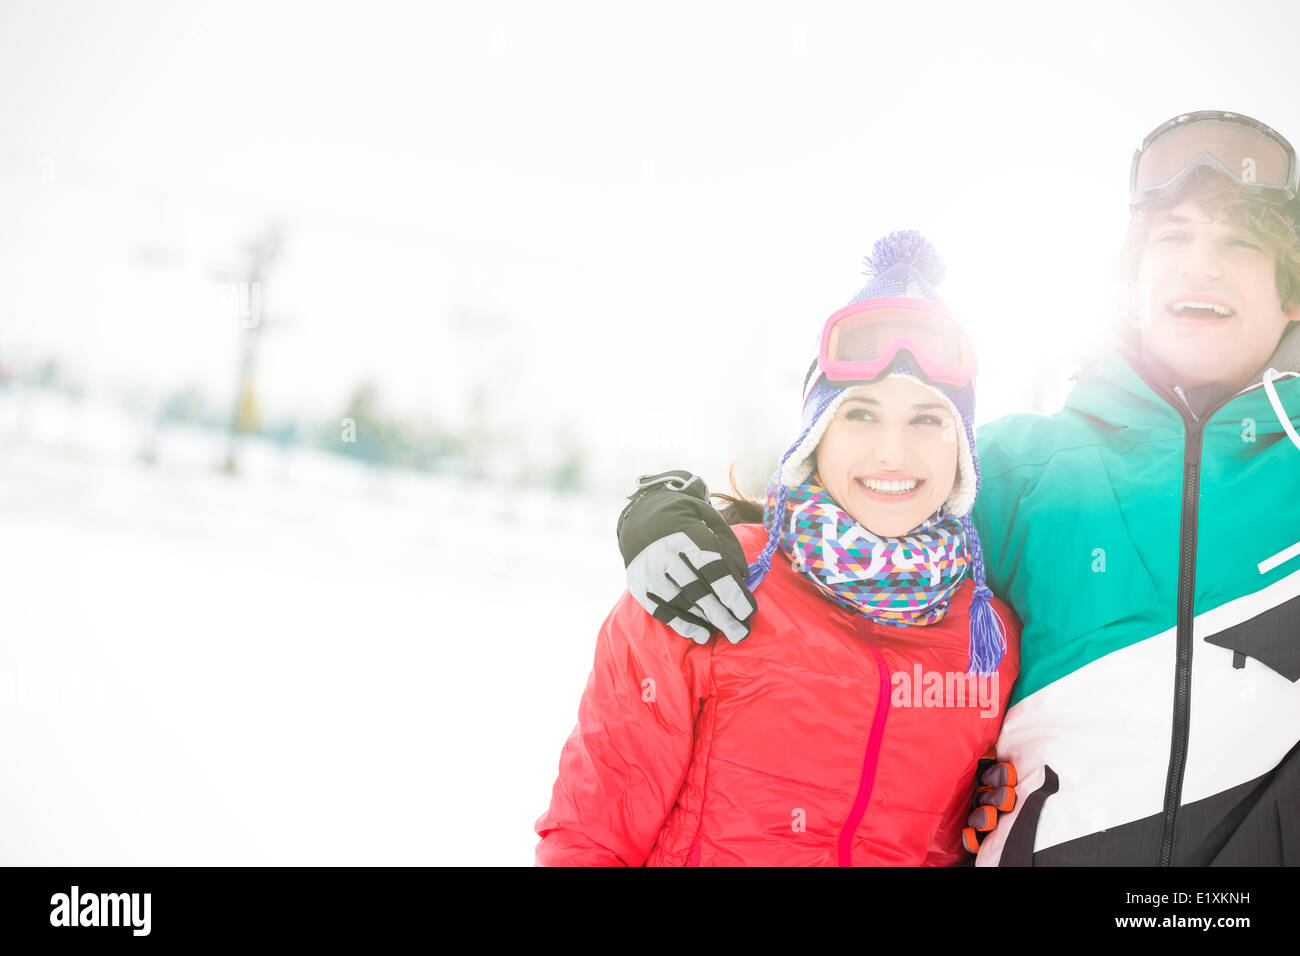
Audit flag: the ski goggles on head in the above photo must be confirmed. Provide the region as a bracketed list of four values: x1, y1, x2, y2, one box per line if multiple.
[814, 296, 977, 392]
[1130, 110, 1298, 207]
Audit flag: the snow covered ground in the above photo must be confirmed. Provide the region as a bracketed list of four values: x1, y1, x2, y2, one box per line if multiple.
[0, 386, 628, 865]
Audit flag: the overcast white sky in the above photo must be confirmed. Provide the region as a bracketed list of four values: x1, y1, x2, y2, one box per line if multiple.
[2, 0, 1298, 490]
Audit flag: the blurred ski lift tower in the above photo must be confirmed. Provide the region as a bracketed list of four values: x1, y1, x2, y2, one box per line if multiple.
[217, 223, 286, 474]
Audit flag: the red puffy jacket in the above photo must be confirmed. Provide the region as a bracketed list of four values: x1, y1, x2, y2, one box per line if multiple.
[535, 523, 1021, 866]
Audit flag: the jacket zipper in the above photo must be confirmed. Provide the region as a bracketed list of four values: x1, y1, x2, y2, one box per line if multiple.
[837, 619, 891, 866]
[687, 835, 701, 865]
[1163, 408, 1201, 867]
[1119, 352, 1288, 865]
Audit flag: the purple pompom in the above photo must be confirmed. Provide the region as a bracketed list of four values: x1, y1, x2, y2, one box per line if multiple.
[862, 230, 946, 286]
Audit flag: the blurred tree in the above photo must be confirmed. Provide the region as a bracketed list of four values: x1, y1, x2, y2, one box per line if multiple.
[547, 427, 587, 493]
[159, 385, 210, 425]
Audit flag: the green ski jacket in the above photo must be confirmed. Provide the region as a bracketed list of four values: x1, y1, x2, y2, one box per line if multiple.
[973, 330, 1300, 866]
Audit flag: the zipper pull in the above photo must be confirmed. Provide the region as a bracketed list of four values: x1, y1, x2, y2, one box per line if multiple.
[1172, 385, 1199, 424]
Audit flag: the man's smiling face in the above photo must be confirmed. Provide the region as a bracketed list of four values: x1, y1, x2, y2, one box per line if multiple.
[1134, 198, 1300, 389]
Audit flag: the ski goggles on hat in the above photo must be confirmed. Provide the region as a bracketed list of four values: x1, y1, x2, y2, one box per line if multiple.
[1130, 110, 1298, 207]
[815, 297, 977, 390]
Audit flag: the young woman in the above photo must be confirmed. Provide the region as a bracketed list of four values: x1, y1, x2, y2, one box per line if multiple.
[534, 231, 1021, 865]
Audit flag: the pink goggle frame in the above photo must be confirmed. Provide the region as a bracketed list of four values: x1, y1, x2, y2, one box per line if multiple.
[817, 297, 978, 388]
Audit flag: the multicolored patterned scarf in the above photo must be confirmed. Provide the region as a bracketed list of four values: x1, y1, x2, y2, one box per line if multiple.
[763, 471, 970, 626]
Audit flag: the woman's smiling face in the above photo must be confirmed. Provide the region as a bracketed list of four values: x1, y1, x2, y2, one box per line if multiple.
[813, 376, 960, 537]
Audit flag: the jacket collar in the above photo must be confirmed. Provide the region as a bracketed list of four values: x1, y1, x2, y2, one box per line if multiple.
[1063, 336, 1300, 441]
[1062, 345, 1184, 436]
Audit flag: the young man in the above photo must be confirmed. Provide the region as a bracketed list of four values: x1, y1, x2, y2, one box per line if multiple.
[609, 110, 1300, 865]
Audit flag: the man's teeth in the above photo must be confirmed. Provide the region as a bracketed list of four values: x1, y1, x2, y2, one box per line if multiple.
[1171, 300, 1234, 317]
[858, 477, 920, 495]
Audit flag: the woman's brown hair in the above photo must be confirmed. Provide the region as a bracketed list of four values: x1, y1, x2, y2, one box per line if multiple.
[710, 460, 766, 525]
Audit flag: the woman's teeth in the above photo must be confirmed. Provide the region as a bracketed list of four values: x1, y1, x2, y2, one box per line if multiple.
[858, 477, 920, 495]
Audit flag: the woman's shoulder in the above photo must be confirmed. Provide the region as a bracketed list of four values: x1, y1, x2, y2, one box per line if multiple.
[732, 523, 773, 562]
[952, 578, 1022, 680]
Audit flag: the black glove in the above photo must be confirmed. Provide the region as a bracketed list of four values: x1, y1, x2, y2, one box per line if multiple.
[617, 470, 758, 644]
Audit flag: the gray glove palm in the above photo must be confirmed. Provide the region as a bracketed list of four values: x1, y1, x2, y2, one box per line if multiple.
[617, 471, 758, 644]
